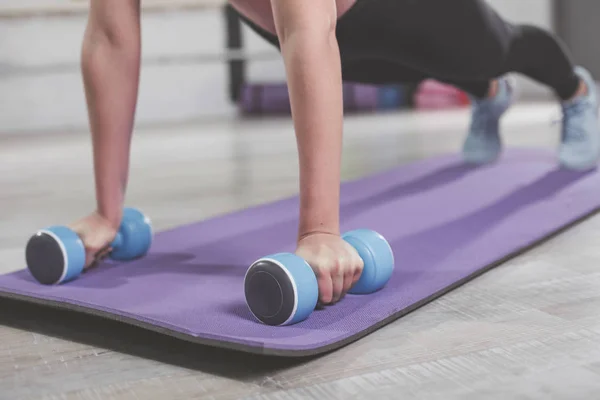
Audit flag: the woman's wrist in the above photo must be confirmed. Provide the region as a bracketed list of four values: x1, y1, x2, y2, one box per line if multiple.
[96, 190, 124, 229]
[298, 196, 340, 239]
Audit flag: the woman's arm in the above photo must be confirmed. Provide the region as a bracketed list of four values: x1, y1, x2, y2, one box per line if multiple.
[270, 0, 344, 239]
[82, 0, 142, 228]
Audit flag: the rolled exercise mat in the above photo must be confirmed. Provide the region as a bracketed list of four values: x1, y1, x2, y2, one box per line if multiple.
[2, 149, 600, 356]
[239, 82, 292, 115]
[377, 84, 409, 110]
[414, 79, 470, 110]
[239, 82, 402, 115]
[342, 83, 379, 113]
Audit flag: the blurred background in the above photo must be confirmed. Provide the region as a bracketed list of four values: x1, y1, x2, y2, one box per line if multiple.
[1, 0, 598, 134]
[3, 2, 600, 398]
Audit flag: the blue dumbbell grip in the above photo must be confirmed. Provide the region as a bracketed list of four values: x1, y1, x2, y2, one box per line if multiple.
[343, 229, 395, 294]
[110, 232, 123, 250]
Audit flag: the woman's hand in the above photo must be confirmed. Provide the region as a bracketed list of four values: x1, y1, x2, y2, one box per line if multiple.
[69, 211, 119, 268]
[296, 232, 364, 305]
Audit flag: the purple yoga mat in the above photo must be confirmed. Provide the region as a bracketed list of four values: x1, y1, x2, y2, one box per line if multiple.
[1, 149, 600, 356]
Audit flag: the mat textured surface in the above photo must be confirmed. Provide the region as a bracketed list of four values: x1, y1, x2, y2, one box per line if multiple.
[1, 149, 600, 356]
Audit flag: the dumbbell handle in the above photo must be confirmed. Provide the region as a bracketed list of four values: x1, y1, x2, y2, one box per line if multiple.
[92, 233, 123, 263]
[109, 232, 123, 250]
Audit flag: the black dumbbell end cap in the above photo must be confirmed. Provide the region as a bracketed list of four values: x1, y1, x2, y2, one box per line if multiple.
[25, 231, 66, 285]
[244, 259, 296, 326]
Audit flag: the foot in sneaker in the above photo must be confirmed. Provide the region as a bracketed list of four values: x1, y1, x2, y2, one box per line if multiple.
[558, 66, 600, 170]
[462, 77, 516, 165]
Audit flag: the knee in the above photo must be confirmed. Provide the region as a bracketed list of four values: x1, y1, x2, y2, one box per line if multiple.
[512, 24, 552, 43]
[509, 24, 562, 56]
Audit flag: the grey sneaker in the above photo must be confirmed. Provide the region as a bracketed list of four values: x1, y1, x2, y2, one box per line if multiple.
[558, 66, 600, 170]
[462, 77, 516, 164]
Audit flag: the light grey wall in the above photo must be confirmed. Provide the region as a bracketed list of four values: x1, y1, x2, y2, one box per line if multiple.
[0, 6, 284, 134]
[0, 1, 557, 134]
[487, 0, 554, 29]
[555, 0, 600, 78]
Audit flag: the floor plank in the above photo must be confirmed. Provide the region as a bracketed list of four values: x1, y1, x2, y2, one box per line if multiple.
[2, 103, 600, 399]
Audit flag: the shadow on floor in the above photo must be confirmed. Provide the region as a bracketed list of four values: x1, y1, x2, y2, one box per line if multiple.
[0, 297, 321, 379]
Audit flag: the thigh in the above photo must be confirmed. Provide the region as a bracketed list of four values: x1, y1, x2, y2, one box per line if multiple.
[342, 58, 490, 98]
[336, 0, 515, 81]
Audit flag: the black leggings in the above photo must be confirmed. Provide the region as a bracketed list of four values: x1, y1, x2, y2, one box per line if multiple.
[236, 0, 580, 100]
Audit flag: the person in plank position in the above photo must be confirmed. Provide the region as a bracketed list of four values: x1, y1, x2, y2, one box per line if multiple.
[72, 0, 599, 306]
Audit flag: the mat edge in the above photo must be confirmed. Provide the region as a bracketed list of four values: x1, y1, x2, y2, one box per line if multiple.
[1, 203, 598, 358]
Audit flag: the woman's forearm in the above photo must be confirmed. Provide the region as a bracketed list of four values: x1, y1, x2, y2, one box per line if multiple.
[280, 28, 344, 238]
[81, 9, 141, 228]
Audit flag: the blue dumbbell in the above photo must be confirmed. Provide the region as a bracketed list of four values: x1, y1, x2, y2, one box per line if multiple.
[25, 208, 153, 285]
[244, 229, 394, 326]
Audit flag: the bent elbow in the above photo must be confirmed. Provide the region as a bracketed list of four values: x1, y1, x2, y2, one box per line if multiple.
[277, 10, 337, 48]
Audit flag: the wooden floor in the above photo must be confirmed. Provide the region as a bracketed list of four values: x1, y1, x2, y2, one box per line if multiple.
[2, 103, 600, 399]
